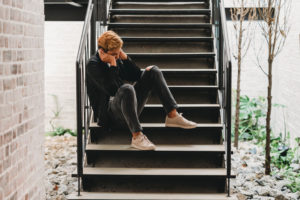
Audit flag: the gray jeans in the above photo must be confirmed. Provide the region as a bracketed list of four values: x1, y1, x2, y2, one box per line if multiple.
[107, 65, 178, 133]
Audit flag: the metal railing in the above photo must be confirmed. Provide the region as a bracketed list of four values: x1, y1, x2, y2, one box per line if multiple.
[75, 0, 232, 197]
[75, 0, 110, 196]
[212, 0, 233, 197]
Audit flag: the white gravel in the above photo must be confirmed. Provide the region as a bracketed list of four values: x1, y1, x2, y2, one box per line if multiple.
[44, 135, 300, 200]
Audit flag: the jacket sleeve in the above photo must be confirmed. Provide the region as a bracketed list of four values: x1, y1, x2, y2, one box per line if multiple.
[86, 60, 122, 97]
[121, 55, 142, 82]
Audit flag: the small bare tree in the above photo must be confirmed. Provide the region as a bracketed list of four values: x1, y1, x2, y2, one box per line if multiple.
[255, 0, 291, 175]
[230, 0, 256, 149]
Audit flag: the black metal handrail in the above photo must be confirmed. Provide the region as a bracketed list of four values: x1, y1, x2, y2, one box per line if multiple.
[212, 0, 232, 197]
[75, 0, 111, 196]
[75, 0, 94, 196]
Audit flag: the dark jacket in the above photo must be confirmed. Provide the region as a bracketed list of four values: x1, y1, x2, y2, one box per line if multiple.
[86, 51, 142, 128]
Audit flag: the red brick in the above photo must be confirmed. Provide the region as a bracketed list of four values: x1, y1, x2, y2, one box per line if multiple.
[3, 51, 11, 62]
[10, 64, 17, 74]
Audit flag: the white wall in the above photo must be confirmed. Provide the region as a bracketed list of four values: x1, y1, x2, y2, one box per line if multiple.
[44, 22, 83, 132]
[225, 0, 300, 147]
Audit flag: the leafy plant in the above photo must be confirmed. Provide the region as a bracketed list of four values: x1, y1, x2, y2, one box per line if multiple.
[232, 95, 267, 144]
[45, 126, 77, 136]
[46, 94, 76, 136]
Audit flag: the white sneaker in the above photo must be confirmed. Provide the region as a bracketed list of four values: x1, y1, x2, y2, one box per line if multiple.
[165, 112, 197, 129]
[131, 132, 156, 150]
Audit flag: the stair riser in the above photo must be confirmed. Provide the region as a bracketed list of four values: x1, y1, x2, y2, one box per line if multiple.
[111, 15, 210, 23]
[113, 3, 208, 10]
[86, 151, 224, 168]
[148, 88, 218, 104]
[134, 57, 215, 69]
[162, 73, 216, 85]
[82, 176, 226, 193]
[90, 127, 223, 145]
[123, 42, 212, 53]
[111, 28, 211, 37]
[140, 107, 219, 123]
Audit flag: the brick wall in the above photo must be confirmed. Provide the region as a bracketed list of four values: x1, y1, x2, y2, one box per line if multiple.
[0, 0, 45, 199]
[44, 22, 83, 132]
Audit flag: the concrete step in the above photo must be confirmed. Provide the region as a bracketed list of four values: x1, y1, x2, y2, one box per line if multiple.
[86, 144, 227, 152]
[114, 0, 207, 2]
[111, 15, 209, 24]
[113, 2, 208, 10]
[132, 57, 214, 69]
[112, 27, 211, 37]
[85, 144, 230, 168]
[80, 167, 235, 177]
[74, 168, 234, 192]
[123, 42, 212, 53]
[148, 85, 218, 104]
[139, 104, 220, 123]
[108, 22, 212, 29]
[68, 192, 237, 200]
[90, 122, 223, 145]
[145, 69, 216, 85]
[121, 36, 214, 42]
[110, 9, 211, 15]
[126, 52, 215, 58]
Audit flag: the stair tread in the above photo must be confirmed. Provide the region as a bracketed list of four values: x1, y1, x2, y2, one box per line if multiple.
[110, 8, 211, 14]
[114, 0, 207, 2]
[144, 103, 220, 107]
[141, 69, 216, 72]
[122, 36, 213, 41]
[90, 122, 223, 128]
[168, 85, 218, 88]
[82, 167, 235, 176]
[111, 9, 210, 11]
[127, 52, 214, 55]
[67, 192, 237, 200]
[108, 22, 212, 27]
[155, 69, 217, 72]
[86, 144, 226, 152]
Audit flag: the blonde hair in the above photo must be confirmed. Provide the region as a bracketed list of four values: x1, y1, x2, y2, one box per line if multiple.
[98, 30, 123, 51]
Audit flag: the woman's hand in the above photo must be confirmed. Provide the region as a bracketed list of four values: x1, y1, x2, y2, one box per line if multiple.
[119, 48, 128, 60]
[99, 49, 116, 66]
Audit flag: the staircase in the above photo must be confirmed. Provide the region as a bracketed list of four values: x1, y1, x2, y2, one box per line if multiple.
[68, 0, 235, 199]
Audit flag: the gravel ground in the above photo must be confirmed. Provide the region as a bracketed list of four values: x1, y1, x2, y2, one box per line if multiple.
[44, 135, 300, 200]
[44, 134, 77, 200]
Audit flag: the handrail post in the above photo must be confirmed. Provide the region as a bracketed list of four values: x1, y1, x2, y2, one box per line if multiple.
[91, 0, 96, 55]
[76, 61, 83, 196]
[226, 62, 232, 197]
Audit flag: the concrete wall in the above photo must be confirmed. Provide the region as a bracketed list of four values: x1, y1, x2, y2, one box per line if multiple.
[44, 22, 83, 132]
[0, 0, 45, 199]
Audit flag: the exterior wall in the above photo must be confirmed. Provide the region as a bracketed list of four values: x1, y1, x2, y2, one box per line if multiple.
[44, 22, 83, 132]
[225, 0, 300, 146]
[271, 0, 300, 147]
[0, 0, 45, 199]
